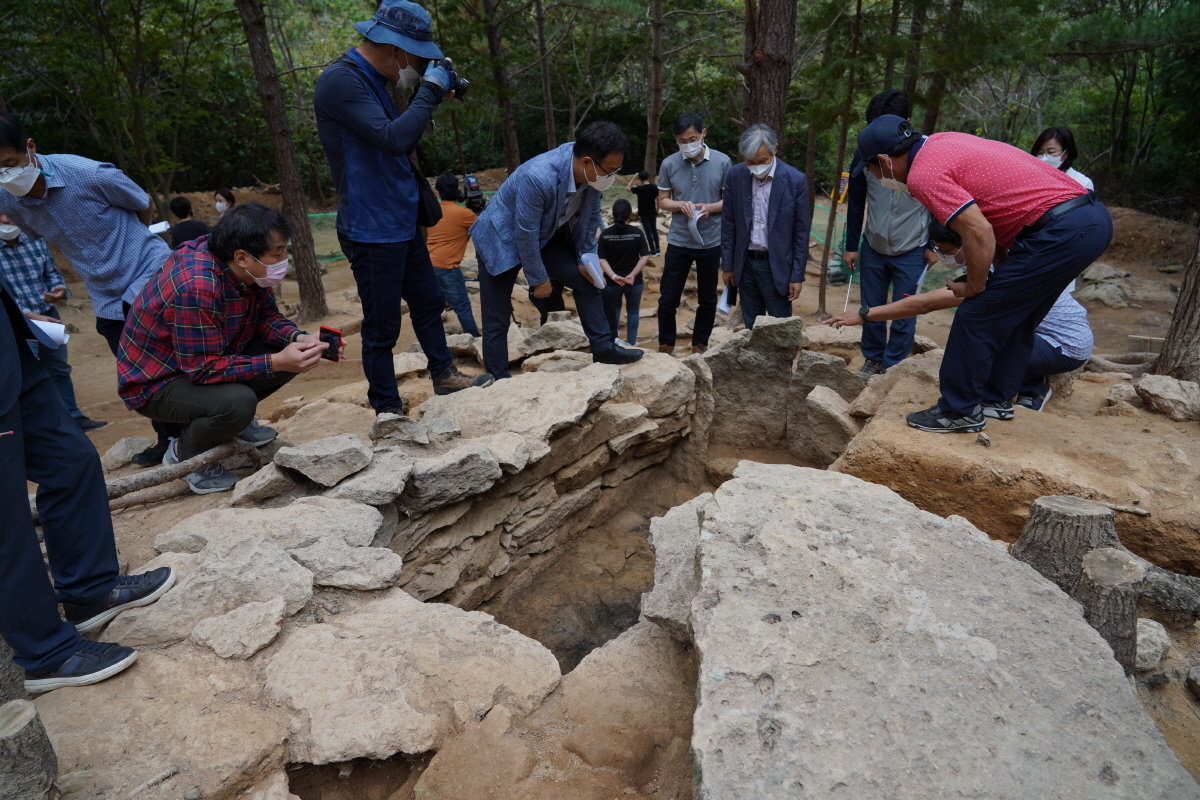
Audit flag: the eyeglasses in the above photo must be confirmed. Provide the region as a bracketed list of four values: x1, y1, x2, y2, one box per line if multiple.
[1037, 146, 1064, 157]
[930, 243, 961, 256]
[590, 160, 619, 177]
[0, 157, 32, 182]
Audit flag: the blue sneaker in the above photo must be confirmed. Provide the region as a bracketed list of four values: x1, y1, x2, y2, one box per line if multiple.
[24, 640, 138, 693]
[981, 400, 1015, 420]
[1015, 385, 1053, 412]
[62, 567, 176, 633]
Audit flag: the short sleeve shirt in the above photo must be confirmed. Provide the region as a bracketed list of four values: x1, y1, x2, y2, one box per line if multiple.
[630, 183, 659, 218]
[907, 133, 1087, 249]
[658, 147, 731, 249]
[597, 224, 650, 283]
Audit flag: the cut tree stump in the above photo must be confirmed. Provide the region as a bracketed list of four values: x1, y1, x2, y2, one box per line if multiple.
[0, 639, 29, 706]
[1073, 548, 1145, 675]
[0, 699, 57, 800]
[1138, 566, 1200, 630]
[1011, 495, 1120, 594]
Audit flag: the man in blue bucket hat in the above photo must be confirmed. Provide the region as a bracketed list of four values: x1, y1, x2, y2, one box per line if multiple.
[314, 0, 493, 417]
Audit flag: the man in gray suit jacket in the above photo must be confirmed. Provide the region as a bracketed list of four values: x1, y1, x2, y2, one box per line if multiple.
[721, 124, 811, 329]
[471, 121, 643, 378]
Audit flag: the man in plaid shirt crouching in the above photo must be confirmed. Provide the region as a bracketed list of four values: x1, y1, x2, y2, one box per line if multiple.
[116, 203, 340, 494]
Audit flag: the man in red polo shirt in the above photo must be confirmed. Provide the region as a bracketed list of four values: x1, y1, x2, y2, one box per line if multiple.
[852, 115, 1112, 432]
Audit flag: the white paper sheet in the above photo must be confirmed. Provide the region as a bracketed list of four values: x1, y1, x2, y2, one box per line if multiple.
[687, 207, 706, 246]
[31, 319, 69, 344]
[717, 286, 734, 315]
[148, 220, 170, 234]
[580, 253, 606, 289]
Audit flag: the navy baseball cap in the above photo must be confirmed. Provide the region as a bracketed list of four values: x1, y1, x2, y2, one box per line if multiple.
[355, 0, 444, 60]
[850, 114, 917, 176]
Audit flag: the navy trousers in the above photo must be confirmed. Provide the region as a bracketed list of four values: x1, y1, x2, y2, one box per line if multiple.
[1021, 335, 1086, 396]
[1, 299, 118, 673]
[939, 201, 1113, 415]
[858, 242, 927, 369]
[478, 223, 614, 379]
[341, 235, 455, 411]
[738, 255, 793, 329]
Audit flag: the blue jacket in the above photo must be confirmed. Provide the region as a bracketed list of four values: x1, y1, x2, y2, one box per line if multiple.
[721, 160, 811, 296]
[470, 143, 602, 287]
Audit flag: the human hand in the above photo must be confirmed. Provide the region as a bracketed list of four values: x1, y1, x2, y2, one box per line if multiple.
[844, 251, 858, 271]
[721, 271, 734, 287]
[296, 331, 345, 360]
[823, 311, 859, 328]
[788, 282, 803, 301]
[693, 203, 710, 219]
[423, 58, 453, 92]
[532, 279, 553, 299]
[271, 340, 327, 373]
[947, 275, 971, 298]
[678, 200, 697, 219]
[924, 248, 939, 267]
[42, 286, 67, 304]
[24, 312, 59, 324]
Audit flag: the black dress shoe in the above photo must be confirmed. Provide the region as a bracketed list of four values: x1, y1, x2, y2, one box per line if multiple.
[593, 345, 644, 365]
[76, 416, 108, 432]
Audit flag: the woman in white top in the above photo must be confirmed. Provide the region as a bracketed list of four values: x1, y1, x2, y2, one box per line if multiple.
[824, 221, 1093, 416]
[1030, 126, 1094, 191]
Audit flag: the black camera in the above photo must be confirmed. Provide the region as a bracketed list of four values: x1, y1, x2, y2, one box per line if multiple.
[434, 59, 469, 101]
[463, 174, 485, 214]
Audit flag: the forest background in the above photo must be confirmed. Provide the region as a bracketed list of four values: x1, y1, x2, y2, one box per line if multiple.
[1, 0, 1198, 227]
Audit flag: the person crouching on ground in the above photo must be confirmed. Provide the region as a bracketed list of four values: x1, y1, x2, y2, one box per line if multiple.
[720, 123, 810, 330]
[598, 198, 651, 347]
[116, 203, 342, 494]
[823, 219, 1093, 414]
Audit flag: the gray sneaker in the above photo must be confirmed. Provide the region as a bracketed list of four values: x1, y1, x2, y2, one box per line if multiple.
[856, 359, 884, 380]
[236, 418, 278, 447]
[163, 439, 239, 494]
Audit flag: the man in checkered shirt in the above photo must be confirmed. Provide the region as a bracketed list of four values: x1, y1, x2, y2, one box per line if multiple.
[0, 213, 104, 432]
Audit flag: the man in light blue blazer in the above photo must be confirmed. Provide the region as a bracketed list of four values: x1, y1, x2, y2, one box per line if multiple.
[471, 121, 643, 378]
[721, 124, 811, 329]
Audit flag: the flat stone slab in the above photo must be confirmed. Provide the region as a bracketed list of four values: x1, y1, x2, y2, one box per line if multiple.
[685, 462, 1198, 799]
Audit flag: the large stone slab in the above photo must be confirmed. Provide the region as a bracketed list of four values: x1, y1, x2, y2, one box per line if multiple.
[1135, 374, 1200, 422]
[641, 493, 712, 642]
[419, 364, 624, 462]
[325, 447, 415, 506]
[155, 496, 384, 553]
[274, 434, 373, 486]
[517, 320, 590, 356]
[704, 316, 804, 448]
[396, 443, 504, 515]
[230, 462, 297, 507]
[787, 351, 864, 461]
[686, 463, 1198, 799]
[264, 589, 561, 764]
[612, 352, 696, 417]
[190, 596, 287, 660]
[801, 384, 861, 467]
[105, 532, 313, 647]
[287, 536, 405, 590]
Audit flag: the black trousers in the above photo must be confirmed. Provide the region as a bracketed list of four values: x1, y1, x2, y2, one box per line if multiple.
[2, 296, 118, 673]
[136, 338, 297, 460]
[96, 302, 184, 444]
[657, 244, 721, 347]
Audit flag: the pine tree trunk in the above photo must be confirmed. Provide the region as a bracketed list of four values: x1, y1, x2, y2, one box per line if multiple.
[738, 0, 797, 143]
[535, 0, 556, 150]
[1011, 495, 1121, 594]
[644, 0, 665, 176]
[483, 0, 521, 173]
[235, 0, 328, 322]
[883, 0, 902, 87]
[803, 33, 835, 221]
[1155, 226, 1200, 384]
[0, 699, 57, 800]
[1073, 548, 1144, 675]
[902, 1, 926, 99]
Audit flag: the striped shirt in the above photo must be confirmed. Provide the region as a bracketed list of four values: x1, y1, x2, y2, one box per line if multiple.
[0, 234, 70, 315]
[116, 237, 298, 409]
[0, 154, 171, 320]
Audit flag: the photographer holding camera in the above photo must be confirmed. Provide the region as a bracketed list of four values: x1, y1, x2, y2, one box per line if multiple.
[314, 0, 490, 417]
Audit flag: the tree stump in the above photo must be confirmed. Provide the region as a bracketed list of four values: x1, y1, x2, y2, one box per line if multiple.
[1073, 548, 1145, 675]
[1011, 495, 1120, 594]
[0, 639, 29, 706]
[0, 699, 57, 800]
[1138, 566, 1200, 630]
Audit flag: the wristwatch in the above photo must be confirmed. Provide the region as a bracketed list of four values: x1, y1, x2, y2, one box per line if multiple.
[858, 306, 870, 323]
[292, 330, 309, 342]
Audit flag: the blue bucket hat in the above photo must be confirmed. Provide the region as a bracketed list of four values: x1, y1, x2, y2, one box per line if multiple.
[850, 114, 917, 176]
[354, 0, 444, 61]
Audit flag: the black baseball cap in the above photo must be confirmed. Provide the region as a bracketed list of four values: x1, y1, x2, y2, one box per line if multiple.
[850, 114, 918, 176]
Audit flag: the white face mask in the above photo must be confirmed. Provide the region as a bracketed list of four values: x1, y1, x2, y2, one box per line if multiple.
[748, 159, 773, 179]
[879, 161, 907, 193]
[0, 224, 20, 241]
[1038, 153, 1064, 169]
[585, 160, 617, 192]
[398, 64, 421, 90]
[215, 200, 229, 213]
[679, 139, 704, 159]
[0, 151, 41, 197]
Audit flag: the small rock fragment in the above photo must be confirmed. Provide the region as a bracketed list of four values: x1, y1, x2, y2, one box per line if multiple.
[100, 436, 156, 472]
[370, 413, 430, 445]
[1136, 618, 1171, 672]
[190, 597, 286, 659]
[977, 432, 991, 448]
[274, 434, 374, 486]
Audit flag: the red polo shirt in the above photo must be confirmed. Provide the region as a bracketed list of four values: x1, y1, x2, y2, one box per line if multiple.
[907, 132, 1087, 249]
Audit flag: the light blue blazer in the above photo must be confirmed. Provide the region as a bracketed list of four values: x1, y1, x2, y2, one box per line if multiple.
[721, 159, 811, 297]
[469, 143, 602, 287]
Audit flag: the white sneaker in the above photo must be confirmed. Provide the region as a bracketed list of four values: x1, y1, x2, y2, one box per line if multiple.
[615, 338, 631, 348]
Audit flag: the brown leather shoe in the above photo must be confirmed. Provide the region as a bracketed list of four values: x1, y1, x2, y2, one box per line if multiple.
[658, 344, 675, 355]
[691, 343, 708, 354]
[433, 366, 495, 395]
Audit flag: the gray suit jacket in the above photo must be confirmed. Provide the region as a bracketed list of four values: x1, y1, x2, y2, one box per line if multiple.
[469, 143, 602, 287]
[721, 160, 811, 297]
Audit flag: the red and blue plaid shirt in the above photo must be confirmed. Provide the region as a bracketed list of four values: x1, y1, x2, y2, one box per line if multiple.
[117, 236, 298, 409]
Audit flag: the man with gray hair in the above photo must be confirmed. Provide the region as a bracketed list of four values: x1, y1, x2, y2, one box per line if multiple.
[720, 124, 810, 329]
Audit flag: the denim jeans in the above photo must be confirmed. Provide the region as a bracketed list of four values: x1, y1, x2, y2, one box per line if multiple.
[602, 281, 644, 344]
[657, 244, 720, 347]
[737, 255, 792, 329]
[858, 242, 927, 369]
[478, 223, 614, 379]
[1020, 334, 1087, 396]
[433, 266, 480, 337]
[340, 235, 455, 411]
[27, 305, 82, 419]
